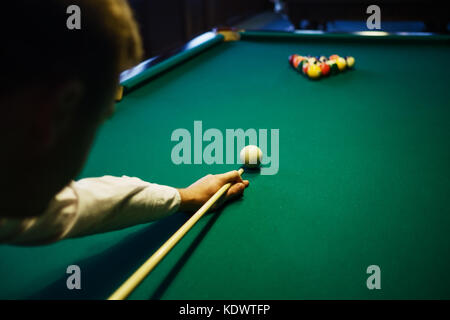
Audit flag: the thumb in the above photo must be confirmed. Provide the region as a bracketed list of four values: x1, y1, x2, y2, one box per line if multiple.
[218, 170, 243, 184]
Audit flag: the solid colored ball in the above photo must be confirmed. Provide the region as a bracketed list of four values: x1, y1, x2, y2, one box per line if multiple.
[307, 64, 322, 79]
[320, 62, 331, 76]
[346, 56, 355, 68]
[336, 57, 347, 71]
[288, 54, 296, 65]
[240, 145, 263, 168]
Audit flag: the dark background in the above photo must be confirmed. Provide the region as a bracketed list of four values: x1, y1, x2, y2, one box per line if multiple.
[128, 0, 271, 58]
[127, 0, 450, 60]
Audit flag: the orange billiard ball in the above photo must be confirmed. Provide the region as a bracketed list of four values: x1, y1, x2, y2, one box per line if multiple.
[293, 55, 305, 69]
[329, 54, 340, 61]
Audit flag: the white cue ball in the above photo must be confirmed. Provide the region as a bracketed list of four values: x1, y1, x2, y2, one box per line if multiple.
[240, 145, 263, 168]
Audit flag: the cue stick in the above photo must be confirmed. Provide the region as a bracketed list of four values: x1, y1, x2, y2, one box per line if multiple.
[108, 168, 245, 300]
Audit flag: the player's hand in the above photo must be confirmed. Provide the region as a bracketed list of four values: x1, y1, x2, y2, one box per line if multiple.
[177, 170, 249, 213]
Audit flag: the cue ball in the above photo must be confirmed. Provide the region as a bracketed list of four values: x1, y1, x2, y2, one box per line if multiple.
[240, 145, 263, 168]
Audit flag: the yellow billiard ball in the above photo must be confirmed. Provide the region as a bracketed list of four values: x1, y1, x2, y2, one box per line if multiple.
[240, 145, 263, 168]
[307, 63, 322, 79]
[336, 57, 347, 71]
[346, 56, 355, 68]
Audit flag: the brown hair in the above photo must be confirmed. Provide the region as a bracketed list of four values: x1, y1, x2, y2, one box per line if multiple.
[1, 0, 143, 115]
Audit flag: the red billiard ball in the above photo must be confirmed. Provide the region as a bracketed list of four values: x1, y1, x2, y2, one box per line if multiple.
[320, 62, 330, 76]
[289, 54, 297, 65]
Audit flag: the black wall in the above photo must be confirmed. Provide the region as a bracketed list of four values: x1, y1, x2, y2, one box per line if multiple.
[128, 0, 271, 59]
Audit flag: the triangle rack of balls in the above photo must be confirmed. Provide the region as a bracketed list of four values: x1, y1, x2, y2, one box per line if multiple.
[289, 54, 355, 80]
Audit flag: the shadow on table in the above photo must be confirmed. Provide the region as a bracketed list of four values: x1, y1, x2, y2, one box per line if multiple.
[30, 195, 244, 300]
[28, 212, 190, 300]
[148, 205, 226, 300]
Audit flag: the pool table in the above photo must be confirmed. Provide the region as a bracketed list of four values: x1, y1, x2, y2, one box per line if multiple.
[1, 30, 450, 300]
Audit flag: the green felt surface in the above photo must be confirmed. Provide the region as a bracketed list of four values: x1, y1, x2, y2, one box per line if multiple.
[1, 32, 449, 299]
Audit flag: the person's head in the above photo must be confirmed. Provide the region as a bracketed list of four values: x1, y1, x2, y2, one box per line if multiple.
[0, 0, 143, 217]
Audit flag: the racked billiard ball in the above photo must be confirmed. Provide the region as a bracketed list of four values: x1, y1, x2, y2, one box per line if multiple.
[296, 59, 307, 72]
[320, 62, 331, 76]
[307, 64, 322, 79]
[329, 54, 340, 61]
[288, 54, 295, 65]
[292, 55, 304, 68]
[336, 57, 347, 71]
[302, 62, 309, 75]
[346, 56, 355, 68]
[308, 57, 318, 65]
[326, 60, 339, 74]
[289, 54, 297, 66]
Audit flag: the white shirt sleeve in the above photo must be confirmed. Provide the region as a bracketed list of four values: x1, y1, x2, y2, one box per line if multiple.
[0, 176, 181, 246]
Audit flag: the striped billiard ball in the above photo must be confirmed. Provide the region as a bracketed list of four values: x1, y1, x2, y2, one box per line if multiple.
[326, 60, 339, 74]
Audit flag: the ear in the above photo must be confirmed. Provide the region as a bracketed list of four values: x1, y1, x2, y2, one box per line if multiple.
[34, 80, 85, 151]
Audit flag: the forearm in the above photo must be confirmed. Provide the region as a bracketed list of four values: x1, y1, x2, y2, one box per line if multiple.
[66, 176, 181, 238]
[0, 171, 248, 246]
[0, 176, 181, 245]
